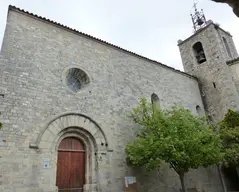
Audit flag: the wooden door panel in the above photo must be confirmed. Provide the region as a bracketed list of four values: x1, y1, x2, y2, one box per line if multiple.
[56, 137, 85, 191]
[70, 152, 85, 188]
[72, 138, 84, 150]
[56, 151, 71, 189]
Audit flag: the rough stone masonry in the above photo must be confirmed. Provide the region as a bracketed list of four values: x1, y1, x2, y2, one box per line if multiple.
[0, 5, 239, 192]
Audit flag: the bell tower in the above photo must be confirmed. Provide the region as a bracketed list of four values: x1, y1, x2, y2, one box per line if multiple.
[178, 2, 239, 122]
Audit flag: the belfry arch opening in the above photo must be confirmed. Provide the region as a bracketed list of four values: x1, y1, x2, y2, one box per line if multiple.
[222, 37, 232, 58]
[193, 42, 207, 64]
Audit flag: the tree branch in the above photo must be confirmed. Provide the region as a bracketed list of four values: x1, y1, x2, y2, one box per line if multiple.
[170, 163, 180, 174]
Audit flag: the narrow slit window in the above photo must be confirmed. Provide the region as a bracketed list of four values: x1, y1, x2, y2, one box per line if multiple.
[213, 82, 216, 88]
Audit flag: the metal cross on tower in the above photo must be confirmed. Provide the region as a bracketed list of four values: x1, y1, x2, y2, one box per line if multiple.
[190, 0, 207, 32]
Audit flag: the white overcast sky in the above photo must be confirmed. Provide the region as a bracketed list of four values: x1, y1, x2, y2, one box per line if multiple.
[0, 0, 238, 71]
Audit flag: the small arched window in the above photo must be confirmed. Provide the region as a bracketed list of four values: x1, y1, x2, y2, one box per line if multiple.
[151, 93, 160, 112]
[151, 93, 160, 106]
[193, 42, 207, 64]
[223, 37, 232, 58]
[196, 105, 203, 117]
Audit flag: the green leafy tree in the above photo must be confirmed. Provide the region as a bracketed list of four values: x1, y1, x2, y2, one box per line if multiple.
[0, 121, 2, 129]
[219, 109, 239, 167]
[126, 97, 223, 192]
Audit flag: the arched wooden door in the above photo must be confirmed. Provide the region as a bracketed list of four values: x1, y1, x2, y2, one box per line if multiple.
[56, 137, 85, 192]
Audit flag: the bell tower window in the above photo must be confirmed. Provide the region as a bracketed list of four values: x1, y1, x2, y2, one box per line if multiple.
[223, 37, 232, 58]
[193, 42, 207, 64]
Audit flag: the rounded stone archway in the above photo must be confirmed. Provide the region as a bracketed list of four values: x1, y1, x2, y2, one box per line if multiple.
[30, 113, 111, 192]
[34, 113, 108, 151]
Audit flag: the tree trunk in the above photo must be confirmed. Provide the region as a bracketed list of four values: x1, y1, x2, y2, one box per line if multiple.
[179, 172, 187, 192]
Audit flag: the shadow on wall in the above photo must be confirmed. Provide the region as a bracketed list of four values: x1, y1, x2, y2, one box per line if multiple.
[222, 166, 239, 191]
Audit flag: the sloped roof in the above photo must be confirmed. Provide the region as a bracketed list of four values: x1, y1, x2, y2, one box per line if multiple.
[227, 57, 239, 65]
[8, 5, 196, 79]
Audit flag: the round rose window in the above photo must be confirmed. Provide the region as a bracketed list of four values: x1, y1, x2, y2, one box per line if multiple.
[65, 68, 90, 92]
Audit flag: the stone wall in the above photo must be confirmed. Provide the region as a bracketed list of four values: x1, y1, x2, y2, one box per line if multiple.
[216, 28, 239, 61]
[178, 23, 239, 122]
[0, 8, 222, 192]
[229, 61, 239, 93]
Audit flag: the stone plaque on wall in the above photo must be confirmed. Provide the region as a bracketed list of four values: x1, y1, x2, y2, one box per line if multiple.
[42, 158, 50, 169]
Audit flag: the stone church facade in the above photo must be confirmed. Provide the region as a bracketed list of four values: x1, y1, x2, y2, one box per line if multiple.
[0, 5, 239, 192]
